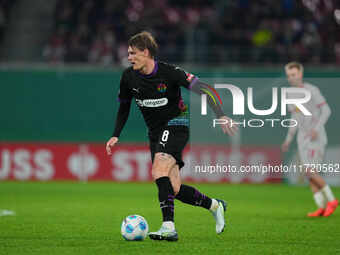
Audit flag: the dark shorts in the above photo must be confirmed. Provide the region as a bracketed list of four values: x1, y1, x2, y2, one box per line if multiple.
[149, 125, 189, 169]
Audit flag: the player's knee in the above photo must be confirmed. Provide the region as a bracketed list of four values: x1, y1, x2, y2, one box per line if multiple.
[305, 167, 317, 178]
[172, 183, 181, 196]
[151, 153, 176, 180]
[305, 168, 312, 178]
[152, 170, 166, 180]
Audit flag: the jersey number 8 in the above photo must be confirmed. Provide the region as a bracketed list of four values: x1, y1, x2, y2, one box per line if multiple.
[161, 130, 169, 142]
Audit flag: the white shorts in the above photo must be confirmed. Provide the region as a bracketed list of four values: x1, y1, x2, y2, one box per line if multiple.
[298, 142, 325, 165]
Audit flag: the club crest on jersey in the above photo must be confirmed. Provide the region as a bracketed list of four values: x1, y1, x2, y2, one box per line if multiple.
[157, 83, 167, 93]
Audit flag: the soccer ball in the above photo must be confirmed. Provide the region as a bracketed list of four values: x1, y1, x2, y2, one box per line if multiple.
[121, 215, 149, 241]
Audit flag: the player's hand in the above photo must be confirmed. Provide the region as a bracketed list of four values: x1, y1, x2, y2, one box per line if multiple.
[308, 129, 318, 141]
[106, 137, 119, 155]
[220, 116, 238, 136]
[281, 141, 290, 152]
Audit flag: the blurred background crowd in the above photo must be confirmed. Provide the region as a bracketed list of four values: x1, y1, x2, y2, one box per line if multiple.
[0, 0, 339, 65]
[44, 0, 340, 65]
[0, 0, 15, 42]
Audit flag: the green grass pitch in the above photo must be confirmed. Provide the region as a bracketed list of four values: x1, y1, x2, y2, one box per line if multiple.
[0, 182, 339, 254]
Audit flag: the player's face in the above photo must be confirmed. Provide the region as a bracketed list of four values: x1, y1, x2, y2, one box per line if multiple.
[285, 67, 303, 87]
[127, 46, 149, 70]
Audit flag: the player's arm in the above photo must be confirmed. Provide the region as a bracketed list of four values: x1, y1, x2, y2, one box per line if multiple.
[174, 67, 237, 136]
[309, 87, 331, 140]
[189, 79, 238, 135]
[189, 79, 224, 117]
[106, 71, 132, 155]
[281, 112, 298, 152]
[314, 102, 331, 131]
[106, 100, 132, 155]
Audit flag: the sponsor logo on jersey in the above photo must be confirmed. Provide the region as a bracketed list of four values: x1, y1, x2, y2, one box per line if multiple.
[157, 83, 167, 93]
[135, 98, 168, 107]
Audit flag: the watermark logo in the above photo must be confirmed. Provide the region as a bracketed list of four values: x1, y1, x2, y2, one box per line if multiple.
[201, 84, 311, 116]
[200, 84, 311, 128]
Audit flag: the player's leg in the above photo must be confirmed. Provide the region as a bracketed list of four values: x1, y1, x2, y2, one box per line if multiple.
[311, 146, 338, 216]
[152, 152, 177, 225]
[169, 165, 227, 234]
[322, 184, 339, 216]
[148, 126, 188, 241]
[149, 152, 178, 241]
[307, 170, 338, 216]
[168, 164, 181, 196]
[170, 164, 213, 209]
[303, 146, 338, 216]
[302, 145, 327, 216]
[307, 175, 326, 217]
[312, 173, 339, 217]
[313, 148, 339, 216]
[298, 146, 325, 216]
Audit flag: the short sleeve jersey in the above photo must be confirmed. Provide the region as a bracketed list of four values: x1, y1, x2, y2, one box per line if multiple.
[118, 61, 197, 134]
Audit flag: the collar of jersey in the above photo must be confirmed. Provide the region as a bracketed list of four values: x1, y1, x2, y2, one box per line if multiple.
[137, 61, 158, 78]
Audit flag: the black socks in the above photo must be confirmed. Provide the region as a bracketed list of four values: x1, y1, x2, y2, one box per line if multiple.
[155, 177, 175, 222]
[175, 184, 212, 210]
[155, 178, 213, 223]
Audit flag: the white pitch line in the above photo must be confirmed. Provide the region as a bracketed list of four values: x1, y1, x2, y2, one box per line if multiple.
[0, 209, 16, 217]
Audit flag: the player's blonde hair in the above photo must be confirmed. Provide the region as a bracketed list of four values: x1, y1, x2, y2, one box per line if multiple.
[128, 31, 158, 58]
[285, 62, 304, 73]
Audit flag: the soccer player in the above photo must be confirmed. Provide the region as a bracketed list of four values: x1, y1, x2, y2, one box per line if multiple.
[281, 62, 338, 217]
[106, 31, 238, 241]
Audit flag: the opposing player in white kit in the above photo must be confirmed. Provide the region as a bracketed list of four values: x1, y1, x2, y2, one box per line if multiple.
[281, 62, 338, 217]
